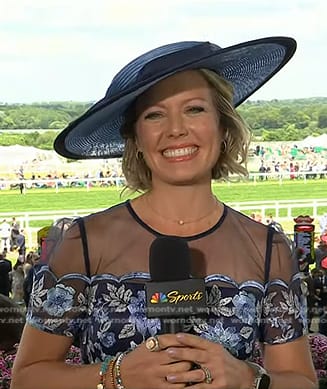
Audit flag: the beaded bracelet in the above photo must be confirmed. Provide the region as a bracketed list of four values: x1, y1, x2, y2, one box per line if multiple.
[97, 355, 115, 389]
[113, 352, 126, 389]
[107, 359, 116, 389]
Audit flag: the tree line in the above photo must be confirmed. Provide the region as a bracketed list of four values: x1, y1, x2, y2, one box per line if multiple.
[0, 97, 326, 149]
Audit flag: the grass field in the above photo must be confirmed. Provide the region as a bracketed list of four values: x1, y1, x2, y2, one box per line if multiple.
[1, 179, 326, 253]
[1, 178, 326, 215]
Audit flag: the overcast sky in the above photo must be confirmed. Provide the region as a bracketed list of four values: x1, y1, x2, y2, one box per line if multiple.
[0, 0, 326, 103]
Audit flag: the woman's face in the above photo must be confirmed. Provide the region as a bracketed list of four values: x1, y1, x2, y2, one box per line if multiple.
[135, 70, 224, 187]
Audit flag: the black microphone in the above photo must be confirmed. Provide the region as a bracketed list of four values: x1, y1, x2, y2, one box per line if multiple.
[145, 236, 206, 334]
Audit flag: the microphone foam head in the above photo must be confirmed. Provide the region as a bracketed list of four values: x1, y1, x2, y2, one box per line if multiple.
[149, 236, 191, 281]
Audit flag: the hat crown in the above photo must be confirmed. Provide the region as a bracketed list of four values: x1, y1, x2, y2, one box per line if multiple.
[105, 41, 220, 101]
[54, 36, 296, 159]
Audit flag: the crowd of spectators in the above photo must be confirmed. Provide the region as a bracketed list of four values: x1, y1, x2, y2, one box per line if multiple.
[32, 165, 126, 188]
[0, 218, 25, 257]
[0, 164, 126, 191]
[253, 143, 327, 180]
[0, 142, 326, 191]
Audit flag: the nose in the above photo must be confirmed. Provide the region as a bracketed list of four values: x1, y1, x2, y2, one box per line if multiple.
[166, 112, 188, 138]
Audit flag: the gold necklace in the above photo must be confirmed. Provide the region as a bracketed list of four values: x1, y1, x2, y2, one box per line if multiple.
[145, 195, 219, 226]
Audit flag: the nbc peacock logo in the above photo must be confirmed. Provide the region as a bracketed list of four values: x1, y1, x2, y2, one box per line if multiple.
[150, 292, 168, 304]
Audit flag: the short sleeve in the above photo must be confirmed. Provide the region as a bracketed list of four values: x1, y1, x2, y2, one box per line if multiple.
[259, 231, 308, 344]
[26, 265, 90, 337]
[26, 222, 91, 338]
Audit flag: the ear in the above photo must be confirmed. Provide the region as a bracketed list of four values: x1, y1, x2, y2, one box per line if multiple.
[135, 138, 142, 153]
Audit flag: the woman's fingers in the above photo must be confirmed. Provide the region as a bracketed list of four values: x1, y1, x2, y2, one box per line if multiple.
[166, 347, 207, 364]
[166, 366, 206, 384]
[144, 334, 189, 352]
[175, 332, 221, 351]
[167, 361, 193, 374]
[121, 334, 223, 388]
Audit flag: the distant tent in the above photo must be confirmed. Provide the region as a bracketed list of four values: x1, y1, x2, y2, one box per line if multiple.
[300, 134, 327, 148]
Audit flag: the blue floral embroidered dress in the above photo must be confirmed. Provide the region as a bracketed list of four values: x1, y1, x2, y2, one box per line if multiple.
[26, 201, 307, 364]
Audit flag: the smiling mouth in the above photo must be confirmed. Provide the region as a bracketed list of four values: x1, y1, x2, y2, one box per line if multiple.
[162, 146, 198, 158]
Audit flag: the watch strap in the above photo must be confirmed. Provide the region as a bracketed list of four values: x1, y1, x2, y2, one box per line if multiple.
[245, 361, 270, 389]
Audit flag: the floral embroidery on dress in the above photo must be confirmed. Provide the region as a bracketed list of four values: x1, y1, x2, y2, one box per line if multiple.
[43, 284, 75, 317]
[196, 285, 259, 357]
[127, 290, 160, 337]
[207, 284, 234, 317]
[262, 282, 308, 344]
[27, 268, 307, 363]
[233, 291, 257, 326]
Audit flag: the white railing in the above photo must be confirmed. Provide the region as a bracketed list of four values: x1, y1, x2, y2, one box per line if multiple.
[228, 199, 327, 220]
[1, 198, 325, 228]
[0, 177, 126, 191]
[1, 199, 326, 249]
[0, 169, 327, 192]
[0, 208, 104, 227]
[0, 209, 105, 249]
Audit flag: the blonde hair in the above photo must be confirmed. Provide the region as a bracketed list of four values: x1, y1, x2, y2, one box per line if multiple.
[121, 69, 251, 192]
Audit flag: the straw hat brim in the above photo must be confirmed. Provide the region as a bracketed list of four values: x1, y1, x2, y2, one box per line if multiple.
[54, 36, 296, 159]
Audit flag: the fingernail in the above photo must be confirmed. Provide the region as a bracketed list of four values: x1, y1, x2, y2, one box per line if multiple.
[166, 375, 177, 382]
[167, 348, 177, 356]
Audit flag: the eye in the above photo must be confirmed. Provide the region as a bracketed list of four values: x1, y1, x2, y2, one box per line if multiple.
[144, 111, 163, 120]
[186, 105, 205, 114]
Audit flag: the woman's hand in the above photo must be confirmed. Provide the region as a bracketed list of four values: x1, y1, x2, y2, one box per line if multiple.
[120, 334, 194, 389]
[164, 333, 253, 389]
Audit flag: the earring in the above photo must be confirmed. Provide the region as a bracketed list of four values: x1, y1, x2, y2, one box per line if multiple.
[221, 140, 227, 153]
[136, 150, 143, 160]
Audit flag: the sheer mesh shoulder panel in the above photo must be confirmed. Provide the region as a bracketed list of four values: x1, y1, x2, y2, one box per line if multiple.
[26, 221, 90, 337]
[259, 230, 308, 344]
[190, 206, 270, 285]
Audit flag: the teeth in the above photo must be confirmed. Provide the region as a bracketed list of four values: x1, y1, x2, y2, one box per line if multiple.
[163, 147, 198, 158]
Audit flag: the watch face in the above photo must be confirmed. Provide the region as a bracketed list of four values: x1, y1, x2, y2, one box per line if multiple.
[258, 374, 271, 389]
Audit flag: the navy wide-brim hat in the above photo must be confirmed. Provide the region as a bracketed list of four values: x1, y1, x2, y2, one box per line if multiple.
[54, 36, 296, 159]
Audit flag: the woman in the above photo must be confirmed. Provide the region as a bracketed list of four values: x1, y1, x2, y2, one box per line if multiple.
[10, 259, 25, 304]
[11, 38, 317, 389]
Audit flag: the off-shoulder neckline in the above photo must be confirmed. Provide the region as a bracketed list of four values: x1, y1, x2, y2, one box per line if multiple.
[35, 265, 302, 292]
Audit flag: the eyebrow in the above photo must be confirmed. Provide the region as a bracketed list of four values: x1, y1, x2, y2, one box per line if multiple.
[142, 96, 210, 109]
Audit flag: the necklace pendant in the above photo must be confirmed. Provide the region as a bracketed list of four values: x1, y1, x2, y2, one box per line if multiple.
[178, 220, 184, 225]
